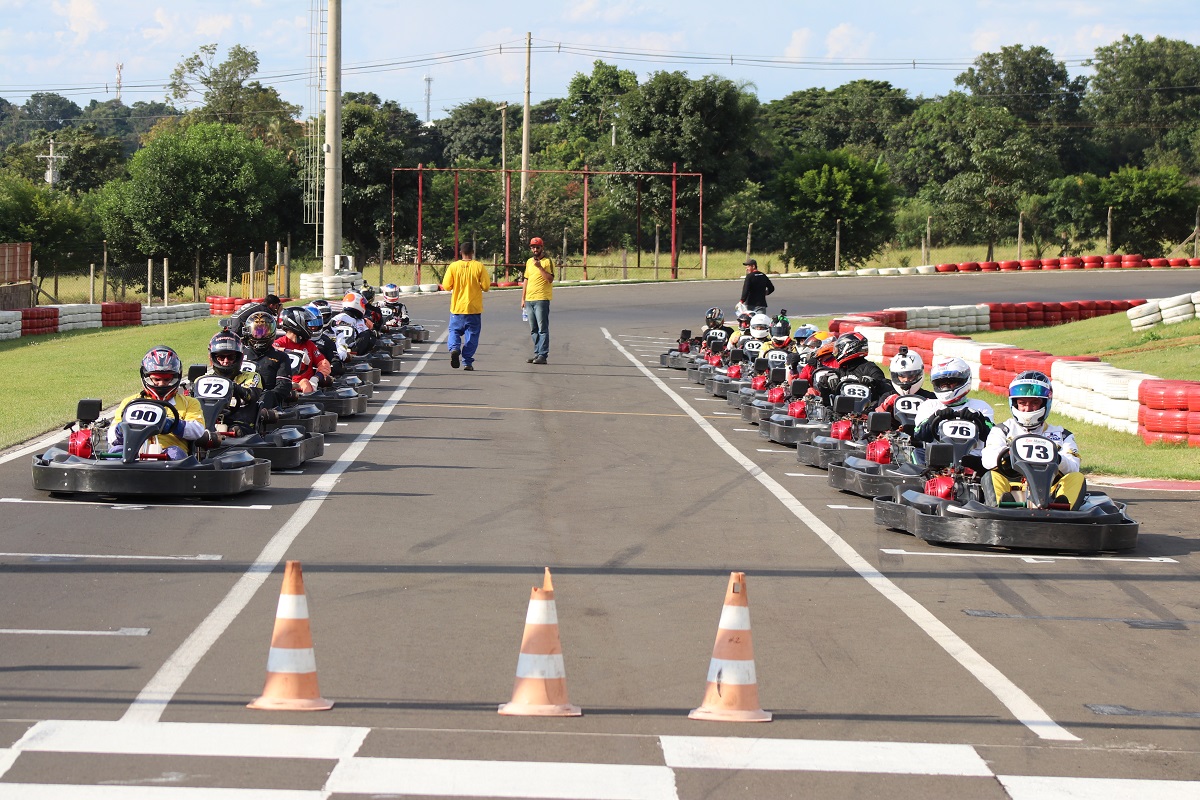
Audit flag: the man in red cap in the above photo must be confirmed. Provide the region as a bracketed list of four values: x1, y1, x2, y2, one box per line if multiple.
[521, 236, 554, 364]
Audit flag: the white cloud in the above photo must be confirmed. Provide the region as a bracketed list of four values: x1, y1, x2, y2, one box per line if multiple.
[51, 0, 105, 45]
[141, 8, 177, 44]
[195, 14, 233, 37]
[564, 0, 641, 24]
[784, 28, 811, 59]
[825, 22, 875, 60]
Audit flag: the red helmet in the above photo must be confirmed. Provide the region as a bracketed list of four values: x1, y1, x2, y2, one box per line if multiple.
[140, 346, 182, 401]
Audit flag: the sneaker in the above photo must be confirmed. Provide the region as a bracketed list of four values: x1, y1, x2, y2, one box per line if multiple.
[526, 356, 536, 363]
[532, 355, 547, 365]
[450, 349, 460, 369]
[463, 364, 475, 371]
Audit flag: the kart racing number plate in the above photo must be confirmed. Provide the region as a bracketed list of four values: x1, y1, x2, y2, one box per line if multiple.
[286, 351, 304, 371]
[744, 341, 764, 357]
[707, 329, 728, 343]
[193, 375, 233, 399]
[939, 419, 976, 442]
[1013, 434, 1057, 464]
[240, 360, 257, 374]
[123, 401, 166, 428]
[841, 383, 871, 400]
[766, 350, 788, 365]
[895, 395, 923, 415]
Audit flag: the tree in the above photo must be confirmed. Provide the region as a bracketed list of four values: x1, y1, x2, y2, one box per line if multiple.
[436, 98, 505, 164]
[1085, 34, 1200, 171]
[3, 124, 126, 194]
[1099, 166, 1200, 257]
[1019, 174, 1104, 257]
[168, 44, 300, 138]
[97, 123, 291, 287]
[80, 99, 182, 154]
[708, 180, 783, 251]
[551, 61, 638, 169]
[955, 44, 1090, 173]
[0, 173, 100, 272]
[773, 149, 896, 270]
[22, 92, 81, 132]
[761, 80, 917, 158]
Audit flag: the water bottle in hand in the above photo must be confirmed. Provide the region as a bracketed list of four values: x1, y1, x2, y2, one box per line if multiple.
[521, 307, 528, 322]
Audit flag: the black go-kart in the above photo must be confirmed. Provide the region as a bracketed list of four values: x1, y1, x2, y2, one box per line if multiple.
[32, 398, 271, 497]
[795, 381, 875, 468]
[187, 364, 338, 435]
[873, 425, 1138, 552]
[190, 375, 324, 470]
[742, 366, 793, 425]
[828, 395, 926, 497]
[706, 349, 747, 398]
[364, 334, 404, 374]
[661, 329, 702, 370]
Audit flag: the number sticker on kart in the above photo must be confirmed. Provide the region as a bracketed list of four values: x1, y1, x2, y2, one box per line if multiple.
[894, 396, 922, 415]
[286, 351, 303, 370]
[707, 329, 728, 342]
[939, 420, 976, 441]
[240, 359, 257, 374]
[193, 376, 232, 399]
[766, 350, 787, 364]
[1014, 436, 1056, 464]
[840, 383, 870, 399]
[743, 341, 763, 355]
[123, 402, 165, 427]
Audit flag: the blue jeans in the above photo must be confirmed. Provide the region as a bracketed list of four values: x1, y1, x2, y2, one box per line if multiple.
[447, 313, 482, 365]
[527, 300, 550, 358]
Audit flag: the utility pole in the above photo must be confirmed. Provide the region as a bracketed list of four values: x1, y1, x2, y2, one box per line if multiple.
[115, 63, 123, 102]
[423, 74, 433, 124]
[37, 139, 66, 186]
[520, 31, 531, 205]
[321, 0, 342, 276]
[497, 102, 508, 185]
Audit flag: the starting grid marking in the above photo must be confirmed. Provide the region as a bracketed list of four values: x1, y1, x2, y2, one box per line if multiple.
[0, 721, 1188, 799]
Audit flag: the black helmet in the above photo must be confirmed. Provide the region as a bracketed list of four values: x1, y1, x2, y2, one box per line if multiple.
[309, 299, 333, 329]
[705, 307, 724, 328]
[833, 331, 868, 365]
[360, 284, 376, 303]
[769, 320, 791, 346]
[140, 346, 182, 401]
[241, 311, 277, 348]
[279, 306, 312, 343]
[208, 329, 244, 377]
[736, 313, 752, 331]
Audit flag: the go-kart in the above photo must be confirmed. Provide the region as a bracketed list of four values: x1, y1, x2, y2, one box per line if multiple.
[661, 329, 702, 370]
[828, 395, 926, 497]
[190, 375, 324, 470]
[873, 426, 1138, 552]
[728, 357, 772, 411]
[363, 334, 405, 374]
[32, 398, 271, 497]
[186, 364, 338, 434]
[795, 381, 875, 468]
[742, 366, 792, 424]
[759, 380, 829, 446]
[706, 349, 748, 398]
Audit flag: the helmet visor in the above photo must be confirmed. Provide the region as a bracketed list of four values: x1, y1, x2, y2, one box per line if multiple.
[1010, 382, 1052, 399]
[932, 376, 965, 392]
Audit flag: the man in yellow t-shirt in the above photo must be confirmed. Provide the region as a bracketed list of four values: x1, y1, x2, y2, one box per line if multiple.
[442, 242, 490, 371]
[520, 236, 554, 365]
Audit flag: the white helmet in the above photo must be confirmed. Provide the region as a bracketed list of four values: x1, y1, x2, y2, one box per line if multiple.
[342, 292, 366, 316]
[749, 313, 771, 340]
[1009, 370, 1053, 431]
[889, 347, 925, 395]
[929, 356, 972, 405]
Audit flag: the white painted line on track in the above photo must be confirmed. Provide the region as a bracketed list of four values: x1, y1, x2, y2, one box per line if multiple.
[0, 428, 73, 467]
[660, 735, 991, 777]
[110, 328, 450, 728]
[756, 448, 791, 453]
[711, 411, 737, 415]
[0, 627, 148, 636]
[692, 398, 727, 402]
[880, 548, 1178, 564]
[0, 785, 321, 799]
[603, 327, 1079, 742]
[0, 498, 271, 511]
[1000, 775, 1200, 799]
[326, 757, 678, 800]
[785, 472, 823, 477]
[274, 469, 305, 475]
[0, 551, 221, 562]
[734, 428, 757, 432]
[337, 422, 350, 426]
[827, 504, 873, 510]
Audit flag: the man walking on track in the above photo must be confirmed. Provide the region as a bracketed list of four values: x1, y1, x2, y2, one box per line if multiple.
[740, 258, 774, 314]
[443, 242, 490, 371]
[521, 236, 554, 365]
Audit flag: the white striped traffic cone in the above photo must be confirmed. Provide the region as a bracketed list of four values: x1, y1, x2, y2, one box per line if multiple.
[498, 568, 581, 716]
[248, 560, 333, 711]
[689, 571, 771, 722]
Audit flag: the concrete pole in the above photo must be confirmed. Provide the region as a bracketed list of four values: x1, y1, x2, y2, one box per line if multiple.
[147, 258, 153, 306]
[834, 219, 841, 272]
[1017, 212, 1024, 261]
[162, 258, 169, 306]
[226, 253, 233, 297]
[1106, 205, 1113, 254]
[322, 0, 343, 276]
[519, 32, 531, 205]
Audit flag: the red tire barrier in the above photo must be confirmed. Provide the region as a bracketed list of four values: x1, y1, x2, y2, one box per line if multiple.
[998, 260, 1020, 271]
[1148, 258, 1170, 268]
[934, 263, 958, 273]
[1019, 259, 1041, 270]
[1139, 380, 1194, 411]
[980, 261, 1000, 271]
[958, 262, 980, 272]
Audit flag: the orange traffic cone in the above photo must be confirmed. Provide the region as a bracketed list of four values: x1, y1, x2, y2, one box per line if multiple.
[248, 560, 333, 711]
[689, 571, 771, 722]
[498, 568, 581, 716]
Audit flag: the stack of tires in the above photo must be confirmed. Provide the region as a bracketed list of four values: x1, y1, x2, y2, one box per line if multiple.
[20, 307, 58, 336]
[206, 296, 254, 317]
[52, 304, 103, 331]
[1051, 361, 1146, 434]
[141, 303, 212, 326]
[101, 302, 141, 327]
[0, 310, 20, 341]
[1159, 293, 1198, 326]
[1138, 380, 1200, 445]
[1127, 299, 1163, 332]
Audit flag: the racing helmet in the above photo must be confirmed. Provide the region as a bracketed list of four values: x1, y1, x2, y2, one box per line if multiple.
[802, 331, 831, 351]
[833, 331, 868, 365]
[813, 337, 837, 366]
[360, 284, 376, 303]
[208, 330, 244, 377]
[309, 299, 333, 330]
[736, 313, 752, 331]
[749, 313, 771, 340]
[342, 292, 366, 317]
[705, 306, 724, 328]
[279, 306, 313, 343]
[241, 311, 277, 348]
[381, 283, 401, 304]
[302, 304, 326, 337]
[140, 346, 182, 401]
[769, 319, 791, 346]
[930, 356, 973, 405]
[1009, 370, 1053, 430]
[793, 323, 817, 341]
[889, 346, 925, 395]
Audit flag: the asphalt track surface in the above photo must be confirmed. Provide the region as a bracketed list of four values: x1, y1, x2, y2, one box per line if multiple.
[1, 270, 1200, 799]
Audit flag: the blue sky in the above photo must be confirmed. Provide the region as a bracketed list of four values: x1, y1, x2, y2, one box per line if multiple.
[1, 0, 1197, 119]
